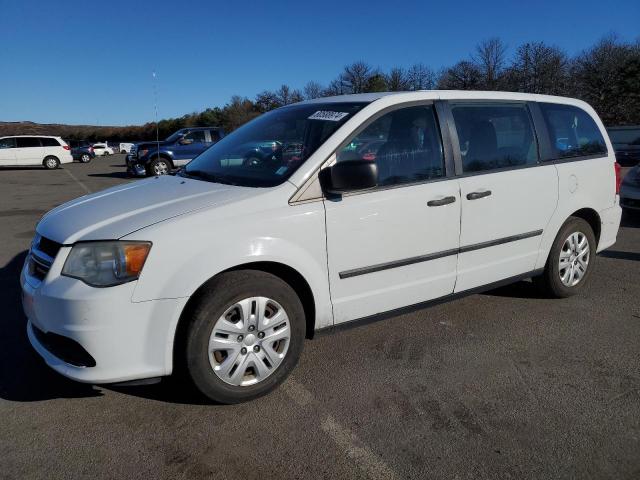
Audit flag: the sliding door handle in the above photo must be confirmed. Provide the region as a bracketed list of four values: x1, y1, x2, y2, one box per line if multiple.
[466, 190, 492, 200]
[427, 196, 456, 207]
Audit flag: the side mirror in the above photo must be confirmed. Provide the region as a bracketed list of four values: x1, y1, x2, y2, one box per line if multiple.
[319, 160, 377, 195]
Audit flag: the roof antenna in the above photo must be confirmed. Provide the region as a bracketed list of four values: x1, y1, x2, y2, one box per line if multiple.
[152, 70, 160, 159]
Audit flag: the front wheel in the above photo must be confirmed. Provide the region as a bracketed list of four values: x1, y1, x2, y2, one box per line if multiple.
[148, 157, 171, 176]
[43, 156, 60, 170]
[182, 270, 305, 403]
[533, 217, 596, 298]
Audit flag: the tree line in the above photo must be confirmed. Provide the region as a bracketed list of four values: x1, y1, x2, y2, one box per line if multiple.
[2, 34, 638, 143]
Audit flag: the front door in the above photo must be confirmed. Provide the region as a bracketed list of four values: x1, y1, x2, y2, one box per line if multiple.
[174, 130, 207, 166]
[324, 104, 461, 324]
[447, 101, 559, 292]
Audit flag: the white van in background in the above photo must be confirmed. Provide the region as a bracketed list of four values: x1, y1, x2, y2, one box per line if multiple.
[0, 136, 73, 169]
[119, 143, 134, 154]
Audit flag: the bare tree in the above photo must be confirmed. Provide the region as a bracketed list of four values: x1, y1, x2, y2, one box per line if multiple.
[275, 84, 303, 105]
[303, 81, 324, 100]
[407, 63, 436, 90]
[254, 90, 280, 112]
[504, 42, 569, 94]
[437, 61, 483, 90]
[341, 61, 374, 94]
[386, 67, 410, 91]
[473, 37, 508, 89]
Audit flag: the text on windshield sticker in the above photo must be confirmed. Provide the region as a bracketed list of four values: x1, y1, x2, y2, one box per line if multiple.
[308, 111, 349, 122]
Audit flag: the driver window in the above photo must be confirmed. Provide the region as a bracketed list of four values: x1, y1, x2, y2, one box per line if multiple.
[337, 105, 445, 186]
[184, 131, 206, 143]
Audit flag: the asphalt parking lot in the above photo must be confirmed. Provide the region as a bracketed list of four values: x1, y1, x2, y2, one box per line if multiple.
[1, 155, 639, 479]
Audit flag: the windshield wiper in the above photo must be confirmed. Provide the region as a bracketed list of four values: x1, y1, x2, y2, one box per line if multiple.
[181, 169, 240, 186]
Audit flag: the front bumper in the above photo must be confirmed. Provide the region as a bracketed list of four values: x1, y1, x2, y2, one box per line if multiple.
[21, 250, 188, 384]
[126, 155, 147, 176]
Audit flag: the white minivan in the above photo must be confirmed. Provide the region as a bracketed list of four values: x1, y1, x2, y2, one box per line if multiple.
[0, 135, 73, 169]
[21, 91, 622, 403]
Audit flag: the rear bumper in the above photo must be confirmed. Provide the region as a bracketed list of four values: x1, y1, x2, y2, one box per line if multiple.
[60, 153, 73, 164]
[597, 201, 623, 252]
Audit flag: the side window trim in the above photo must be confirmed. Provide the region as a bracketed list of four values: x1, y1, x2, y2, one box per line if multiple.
[442, 100, 541, 177]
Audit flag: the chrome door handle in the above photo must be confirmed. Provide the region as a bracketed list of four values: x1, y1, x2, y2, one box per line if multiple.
[427, 196, 456, 207]
[466, 190, 492, 200]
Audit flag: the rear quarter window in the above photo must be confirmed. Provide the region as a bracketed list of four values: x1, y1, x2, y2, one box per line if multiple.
[40, 138, 61, 147]
[539, 103, 607, 159]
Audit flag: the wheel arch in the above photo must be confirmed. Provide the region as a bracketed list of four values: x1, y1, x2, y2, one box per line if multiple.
[171, 261, 317, 375]
[570, 207, 601, 245]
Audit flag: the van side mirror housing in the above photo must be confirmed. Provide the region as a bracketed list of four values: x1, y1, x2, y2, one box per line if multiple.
[319, 160, 378, 195]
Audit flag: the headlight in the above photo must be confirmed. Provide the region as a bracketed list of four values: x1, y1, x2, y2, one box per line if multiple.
[62, 241, 151, 287]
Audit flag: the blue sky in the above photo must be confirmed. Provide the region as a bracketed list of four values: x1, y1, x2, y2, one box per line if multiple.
[1, 0, 638, 126]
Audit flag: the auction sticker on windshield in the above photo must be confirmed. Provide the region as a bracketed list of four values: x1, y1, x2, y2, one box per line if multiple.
[308, 111, 350, 121]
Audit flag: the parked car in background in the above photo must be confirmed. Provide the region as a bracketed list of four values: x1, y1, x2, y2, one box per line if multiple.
[126, 127, 224, 176]
[119, 143, 133, 154]
[92, 142, 114, 156]
[22, 91, 621, 403]
[0, 135, 72, 169]
[67, 140, 95, 163]
[607, 126, 640, 167]
[620, 163, 640, 211]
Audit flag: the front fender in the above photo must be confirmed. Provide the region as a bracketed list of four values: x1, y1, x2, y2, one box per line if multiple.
[124, 194, 333, 330]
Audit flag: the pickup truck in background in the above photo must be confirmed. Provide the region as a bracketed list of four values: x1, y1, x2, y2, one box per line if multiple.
[126, 127, 224, 176]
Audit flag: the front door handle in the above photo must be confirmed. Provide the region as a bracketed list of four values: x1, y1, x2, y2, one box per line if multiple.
[466, 190, 492, 200]
[427, 196, 457, 207]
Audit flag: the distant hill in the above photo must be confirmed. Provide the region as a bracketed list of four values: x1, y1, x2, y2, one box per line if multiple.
[0, 121, 145, 142]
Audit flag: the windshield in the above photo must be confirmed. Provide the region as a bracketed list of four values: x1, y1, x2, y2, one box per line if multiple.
[608, 128, 640, 145]
[182, 102, 368, 187]
[165, 129, 187, 143]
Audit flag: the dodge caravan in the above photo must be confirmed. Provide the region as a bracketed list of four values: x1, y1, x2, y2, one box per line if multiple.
[21, 91, 622, 403]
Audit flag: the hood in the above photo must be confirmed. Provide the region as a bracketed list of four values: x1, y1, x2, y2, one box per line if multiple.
[135, 140, 170, 149]
[37, 175, 256, 244]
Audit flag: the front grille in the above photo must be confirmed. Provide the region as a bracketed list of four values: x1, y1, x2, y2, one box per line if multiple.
[37, 236, 61, 258]
[28, 254, 51, 280]
[32, 325, 96, 367]
[28, 235, 61, 280]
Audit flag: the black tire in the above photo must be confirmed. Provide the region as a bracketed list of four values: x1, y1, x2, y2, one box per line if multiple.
[80, 153, 92, 163]
[148, 157, 171, 176]
[533, 216, 596, 298]
[181, 270, 305, 404]
[43, 156, 60, 170]
[120, 150, 127, 154]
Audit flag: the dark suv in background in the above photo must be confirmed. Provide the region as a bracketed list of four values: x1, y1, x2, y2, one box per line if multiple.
[607, 126, 640, 167]
[67, 140, 95, 163]
[126, 127, 224, 176]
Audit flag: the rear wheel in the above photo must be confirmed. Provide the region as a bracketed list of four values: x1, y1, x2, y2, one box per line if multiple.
[182, 270, 305, 404]
[80, 153, 91, 163]
[43, 156, 60, 170]
[149, 157, 171, 176]
[533, 217, 596, 298]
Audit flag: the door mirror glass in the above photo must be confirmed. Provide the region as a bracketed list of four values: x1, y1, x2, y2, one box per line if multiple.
[320, 160, 377, 194]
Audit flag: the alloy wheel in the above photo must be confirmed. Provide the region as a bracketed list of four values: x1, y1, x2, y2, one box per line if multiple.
[208, 297, 291, 387]
[558, 231, 590, 287]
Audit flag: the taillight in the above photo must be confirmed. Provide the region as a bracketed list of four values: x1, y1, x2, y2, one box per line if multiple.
[63, 145, 71, 150]
[614, 162, 622, 195]
[89, 147, 93, 153]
